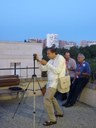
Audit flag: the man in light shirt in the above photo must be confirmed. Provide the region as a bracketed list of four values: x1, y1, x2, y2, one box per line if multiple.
[36, 47, 66, 126]
[64, 52, 76, 84]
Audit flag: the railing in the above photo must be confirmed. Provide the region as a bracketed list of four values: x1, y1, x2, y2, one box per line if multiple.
[0, 66, 40, 79]
[0, 66, 96, 91]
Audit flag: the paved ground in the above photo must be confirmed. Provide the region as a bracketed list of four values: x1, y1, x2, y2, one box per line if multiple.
[0, 95, 96, 128]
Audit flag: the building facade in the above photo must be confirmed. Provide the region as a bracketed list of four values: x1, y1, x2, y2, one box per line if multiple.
[80, 40, 96, 47]
[0, 42, 43, 78]
[59, 40, 77, 49]
[46, 34, 59, 48]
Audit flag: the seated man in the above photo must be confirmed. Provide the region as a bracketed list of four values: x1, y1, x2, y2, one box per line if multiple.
[62, 53, 91, 107]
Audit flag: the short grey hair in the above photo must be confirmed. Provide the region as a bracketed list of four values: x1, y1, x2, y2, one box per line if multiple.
[78, 53, 85, 59]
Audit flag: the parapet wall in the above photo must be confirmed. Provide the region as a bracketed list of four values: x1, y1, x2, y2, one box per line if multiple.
[80, 82, 96, 107]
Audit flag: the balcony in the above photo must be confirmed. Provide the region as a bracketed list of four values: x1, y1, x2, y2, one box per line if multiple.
[0, 67, 96, 127]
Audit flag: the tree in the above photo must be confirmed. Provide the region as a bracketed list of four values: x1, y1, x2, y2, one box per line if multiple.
[42, 45, 96, 75]
[70, 46, 79, 60]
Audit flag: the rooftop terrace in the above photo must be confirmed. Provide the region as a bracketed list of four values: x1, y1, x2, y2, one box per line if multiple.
[0, 80, 96, 128]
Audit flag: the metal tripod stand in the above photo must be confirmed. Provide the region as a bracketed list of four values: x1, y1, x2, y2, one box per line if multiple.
[12, 55, 42, 128]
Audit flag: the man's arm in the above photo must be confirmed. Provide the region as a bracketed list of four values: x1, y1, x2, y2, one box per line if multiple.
[81, 72, 90, 77]
[36, 54, 48, 71]
[68, 59, 76, 71]
[47, 57, 66, 74]
[75, 63, 91, 77]
[37, 56, 66, 74]
[76, 72, 90, 77]
[80, 63, 91, 77]
[37, 61, 48, 71]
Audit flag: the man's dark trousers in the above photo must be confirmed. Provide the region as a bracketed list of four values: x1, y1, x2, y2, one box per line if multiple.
[66, 77, 89, 105]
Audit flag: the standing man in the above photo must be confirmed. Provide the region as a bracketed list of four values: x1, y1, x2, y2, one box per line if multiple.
[61, 52, 76, 101]
[63, 53, 91, 107]
[64, 52, 76, 84]
[36, 47, 66, 126]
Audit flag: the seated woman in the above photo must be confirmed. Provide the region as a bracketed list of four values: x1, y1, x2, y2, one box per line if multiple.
[62, 53, 91, 107]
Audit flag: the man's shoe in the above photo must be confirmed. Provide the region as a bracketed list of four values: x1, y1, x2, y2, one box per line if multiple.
[55, 114, 64, 117]
[64, 104, 73, 107]
[62, 102, 68, 107]
[43, 121, 57, 126]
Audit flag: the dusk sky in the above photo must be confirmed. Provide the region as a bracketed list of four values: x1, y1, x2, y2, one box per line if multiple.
[0, 0, 96, 43]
